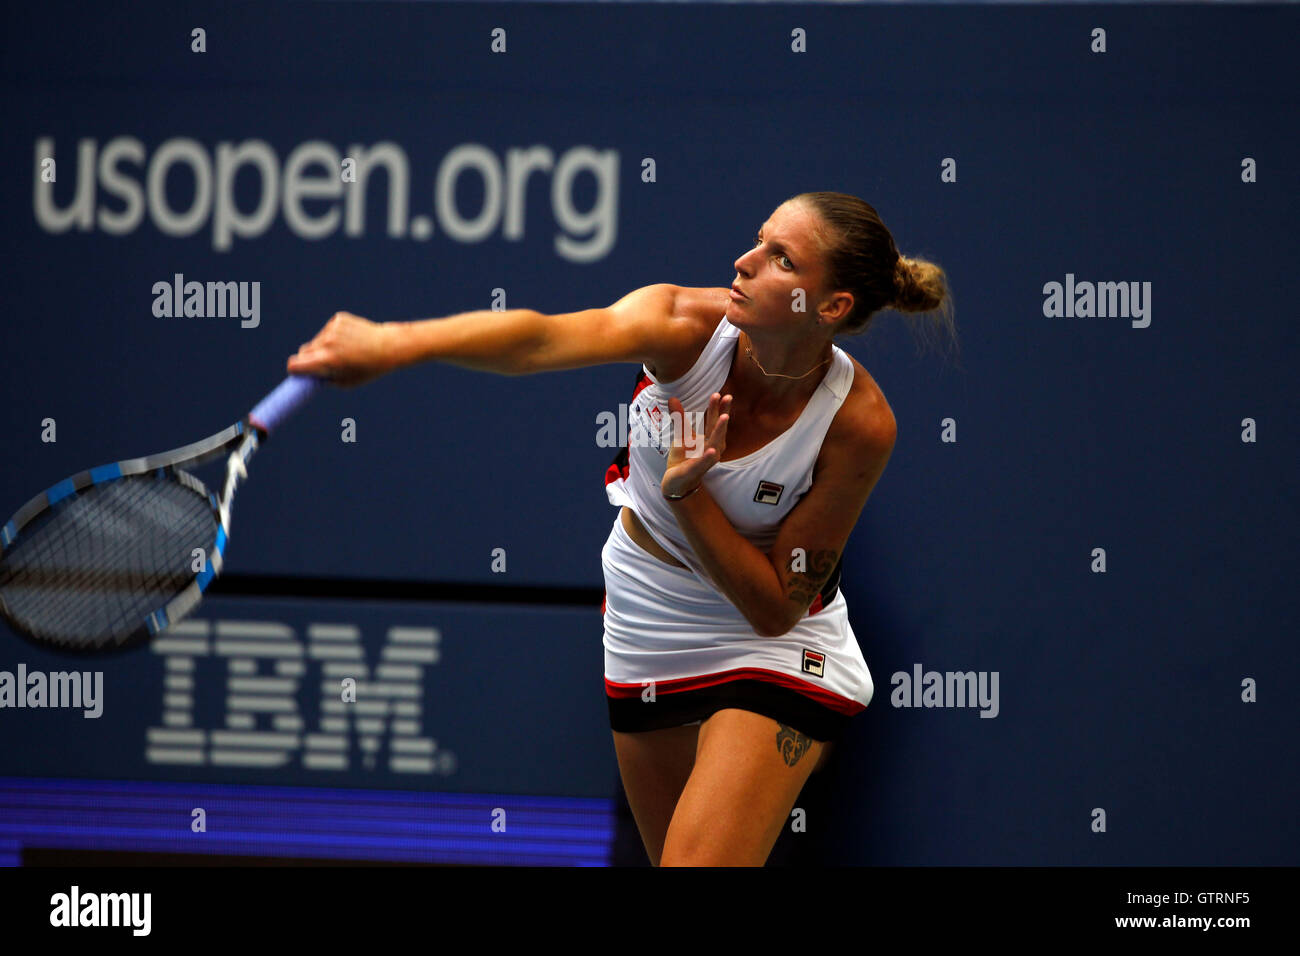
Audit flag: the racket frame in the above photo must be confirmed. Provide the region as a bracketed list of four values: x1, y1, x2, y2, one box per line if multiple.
[0, 373, 318, 652]
[0, 418, 262, 650]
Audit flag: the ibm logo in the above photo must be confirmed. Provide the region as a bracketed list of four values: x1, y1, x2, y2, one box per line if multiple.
[144, 619, 455, 774]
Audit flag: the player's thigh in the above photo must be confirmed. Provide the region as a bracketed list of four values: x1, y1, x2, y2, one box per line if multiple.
[660, 708, 825, 867]
[611, 722, 700, 865]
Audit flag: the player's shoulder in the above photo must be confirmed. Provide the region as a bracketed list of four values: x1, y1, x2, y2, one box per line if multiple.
[671, 285, 732, 336]
[641, 286, 730, 381]
[827, 352, 896, 454]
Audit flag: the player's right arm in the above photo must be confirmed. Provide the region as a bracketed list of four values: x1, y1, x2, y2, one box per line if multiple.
[287, 283, 690, 386]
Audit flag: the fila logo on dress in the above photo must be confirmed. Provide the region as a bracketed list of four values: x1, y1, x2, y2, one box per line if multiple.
[754, 480, 784, 505]
[802, 649, 826, 678]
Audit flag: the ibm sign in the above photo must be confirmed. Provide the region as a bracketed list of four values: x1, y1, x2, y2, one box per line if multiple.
[145, 619, 456, 775]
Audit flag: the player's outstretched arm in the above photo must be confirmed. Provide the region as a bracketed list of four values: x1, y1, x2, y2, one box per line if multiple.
[287, 284, 691, 386]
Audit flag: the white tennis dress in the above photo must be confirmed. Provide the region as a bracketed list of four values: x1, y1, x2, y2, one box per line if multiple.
[601, 314, 875, 732]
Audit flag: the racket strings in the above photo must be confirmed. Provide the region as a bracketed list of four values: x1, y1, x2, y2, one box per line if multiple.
[0, 475, 218, 646]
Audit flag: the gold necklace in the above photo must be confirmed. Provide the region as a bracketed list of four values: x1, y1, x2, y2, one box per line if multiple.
[743, 334, 833, 380]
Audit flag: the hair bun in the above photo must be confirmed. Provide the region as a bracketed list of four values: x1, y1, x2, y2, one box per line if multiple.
[893, 255, 910, 301]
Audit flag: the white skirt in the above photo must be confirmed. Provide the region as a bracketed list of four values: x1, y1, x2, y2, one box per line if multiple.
[600, 512, 874, 737]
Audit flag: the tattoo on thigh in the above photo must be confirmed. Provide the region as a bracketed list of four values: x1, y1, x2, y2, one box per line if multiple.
[776, 723, 812, 767]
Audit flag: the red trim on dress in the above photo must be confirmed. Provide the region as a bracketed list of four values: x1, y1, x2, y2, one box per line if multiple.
[603, 371, 654, 488]
[604, 666, 864, 715]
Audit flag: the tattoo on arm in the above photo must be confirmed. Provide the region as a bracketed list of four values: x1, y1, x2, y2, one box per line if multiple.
[785, 549, 838, 610]
[776, 723, 813, 767]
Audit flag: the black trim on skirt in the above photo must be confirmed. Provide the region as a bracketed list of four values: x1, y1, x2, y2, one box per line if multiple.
[607, 679, 849, 742]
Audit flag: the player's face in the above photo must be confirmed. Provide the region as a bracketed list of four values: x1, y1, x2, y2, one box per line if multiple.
[727, 201, 830, 331]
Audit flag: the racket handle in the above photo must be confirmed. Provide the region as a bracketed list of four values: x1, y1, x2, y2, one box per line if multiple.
[249, 374, 322, 434]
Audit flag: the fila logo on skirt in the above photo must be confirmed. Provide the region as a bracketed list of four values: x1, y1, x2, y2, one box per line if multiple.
[754, 480, 784, 505]
[802, 649, 826, 678]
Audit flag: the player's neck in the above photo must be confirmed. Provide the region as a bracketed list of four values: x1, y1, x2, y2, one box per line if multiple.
[733, 330, 833, 409]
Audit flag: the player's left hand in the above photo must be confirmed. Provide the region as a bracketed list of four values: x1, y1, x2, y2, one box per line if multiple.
[661, 393, 731, 497]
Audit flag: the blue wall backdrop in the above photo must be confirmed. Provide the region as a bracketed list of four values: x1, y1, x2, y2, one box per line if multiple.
[1, 1, 1296, 866]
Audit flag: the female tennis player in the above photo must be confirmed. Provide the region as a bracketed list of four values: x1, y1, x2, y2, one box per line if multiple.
[287, 191, 955, 866]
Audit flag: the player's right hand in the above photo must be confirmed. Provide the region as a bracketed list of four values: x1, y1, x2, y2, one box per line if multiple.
[287, 312, 396, 388]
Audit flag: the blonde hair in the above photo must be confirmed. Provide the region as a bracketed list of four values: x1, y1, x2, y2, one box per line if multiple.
[790, 191, 959, 367]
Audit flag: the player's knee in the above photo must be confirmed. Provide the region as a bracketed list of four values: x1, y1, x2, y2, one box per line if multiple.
[659, 836, 764, 867]
[658, 836, 711, 867]
[660, 811, 772, 867]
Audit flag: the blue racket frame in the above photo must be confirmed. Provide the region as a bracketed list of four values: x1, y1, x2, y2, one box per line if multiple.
[0, 374, 321, 652]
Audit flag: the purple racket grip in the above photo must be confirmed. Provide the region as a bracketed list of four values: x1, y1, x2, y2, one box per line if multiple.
[248, 375, 322, 434]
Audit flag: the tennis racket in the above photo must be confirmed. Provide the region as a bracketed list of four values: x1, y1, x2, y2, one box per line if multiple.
[0, 374, 323, 653]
